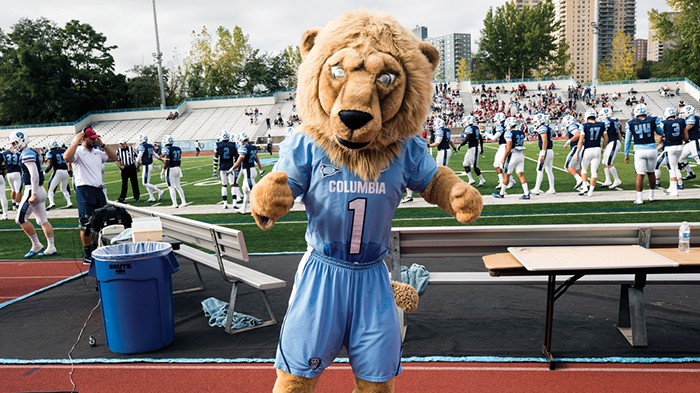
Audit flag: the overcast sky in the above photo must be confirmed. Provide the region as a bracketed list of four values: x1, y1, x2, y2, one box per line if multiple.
[1, 0, 671, 75]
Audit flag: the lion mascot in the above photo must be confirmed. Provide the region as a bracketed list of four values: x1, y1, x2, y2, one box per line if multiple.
[250, 10, 483, 393]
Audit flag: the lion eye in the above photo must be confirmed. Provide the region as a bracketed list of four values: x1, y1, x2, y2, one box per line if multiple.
[331, 66, 345, 79]
[377, 73, 396, 85]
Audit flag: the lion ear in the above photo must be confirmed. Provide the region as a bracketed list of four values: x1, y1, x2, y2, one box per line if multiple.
[419, 42, 440, 73]
[300, 29, 319, 59]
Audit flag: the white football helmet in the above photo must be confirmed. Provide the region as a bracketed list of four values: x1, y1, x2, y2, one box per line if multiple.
[663, 107, 677, 119]
[219, 130, 230, 141]
[139, 134, 149, 144]
[463, 115, 475, 126]
[9, 131, 29, 152]
[561, 115, 575, 128]
[504, 117, 518, 129]
[48, 139, 59, 149]
[493, 112, 506, 124]
[584, 108, 597, 120]
[532, 113, 547, 127]
[680, 105, 695, 118]
[237, 132, 250, 143]
[599, 107, 613, 119]
[162, 135, 174, 146]
[633, 103, 648, 117]
[433, 117, 445, 129]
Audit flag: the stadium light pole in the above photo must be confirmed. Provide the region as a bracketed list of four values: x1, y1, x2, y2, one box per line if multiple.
[152, 0, 167, 109]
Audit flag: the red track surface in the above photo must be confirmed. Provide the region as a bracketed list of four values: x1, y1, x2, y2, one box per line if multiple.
[0, 260, 88, 302]
[2, 363, 700, 393]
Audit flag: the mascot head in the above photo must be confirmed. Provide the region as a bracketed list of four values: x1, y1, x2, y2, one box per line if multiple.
[296, 10, 439, 181]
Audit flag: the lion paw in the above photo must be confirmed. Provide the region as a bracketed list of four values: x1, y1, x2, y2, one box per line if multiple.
[250, 172, 294, 230]
[450, 182, 483, 224]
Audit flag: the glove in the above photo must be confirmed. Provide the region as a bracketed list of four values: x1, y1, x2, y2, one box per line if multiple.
[457, 145, 462, 151]
[68, 170, 73, 177]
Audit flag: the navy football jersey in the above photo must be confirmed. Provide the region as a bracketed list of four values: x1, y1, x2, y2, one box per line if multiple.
[20, 149, 44, 186]
[626, 116, 662, 145]
[46, 148, 69, 171]
[536, 125, 554, 150]
[215, 141, 238, 171]
[581, 122, 605, 148]
[3, 150, 21, 173]
[138, 143, 155, 165]
[238, 144, 258, 169]
[162, 145, 182, 167]
[661, 118, 685, 147]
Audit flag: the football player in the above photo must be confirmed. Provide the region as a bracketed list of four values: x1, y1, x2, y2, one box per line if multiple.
[160, 135, 188, 208]
[214, 130, 241, 209]
[530, 113, 556, 195]
[492, 117, 530, 200]
[598, 107, 623, 188]
[136, 134, 164, 202]
[44, 139, 73, 210]
[576, 109, 606, 197]
[458, 115, 486, 187]
[624, 103, 664, 204]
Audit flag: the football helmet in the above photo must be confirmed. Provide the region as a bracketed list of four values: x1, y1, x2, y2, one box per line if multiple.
[633, 103, 648, 117]
[504, 117, 518, 129]
[680, 105, 695, 118]
[561, 115, 575, 128]
[599, 107, 613, 119]
[162, 135, 174, 146]
[493, 112, 506, 124]
[433, 117, 445, 129]
[139, 134, 149, 144]
[584, 108, 597, 120]
[532, 113, 547, 127]
[9, 131, 29, 152]
[219, 130, 230, 141]
[48, 139, 59, 149]
[238, 132, 250, 143]
[663, 107, 677, 120]
[463, 115, 475, 126]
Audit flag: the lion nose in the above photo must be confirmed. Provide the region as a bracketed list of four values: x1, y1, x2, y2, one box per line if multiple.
[339, 110, 373, 130]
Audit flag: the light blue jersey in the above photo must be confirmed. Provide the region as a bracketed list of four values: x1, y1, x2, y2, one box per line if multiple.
[274, 132, 437, 263]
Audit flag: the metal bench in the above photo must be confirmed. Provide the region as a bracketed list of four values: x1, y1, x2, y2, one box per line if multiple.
[109, 201, 286, 334]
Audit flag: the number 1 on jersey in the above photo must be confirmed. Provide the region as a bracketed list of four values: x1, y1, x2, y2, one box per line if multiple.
[348, 198, 367, 255]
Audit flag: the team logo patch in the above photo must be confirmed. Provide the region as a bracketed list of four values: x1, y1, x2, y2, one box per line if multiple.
[308, 357, 322, 370]
[320, 163, 341, 178]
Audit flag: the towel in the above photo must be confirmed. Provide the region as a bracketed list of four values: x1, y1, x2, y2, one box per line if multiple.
[401, 263, 430, 296]
[201, 297, 263, 329]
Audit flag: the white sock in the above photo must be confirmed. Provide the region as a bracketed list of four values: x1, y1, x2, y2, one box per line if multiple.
[534, 171, 543, 190]
[498, 173, 504, 184]
[588, 185, 595, 195]
[574, 174, 582, 183]
[610, 167, 620, 182]
[649, 189, 655, 199]
[521, 183, 529, 195]
[29, 235, 42, 250]
[603, 167, 610, 183]
[636, 191, 643, 201]
[500, 183, 507, 195]
[47, 237, 55, 248]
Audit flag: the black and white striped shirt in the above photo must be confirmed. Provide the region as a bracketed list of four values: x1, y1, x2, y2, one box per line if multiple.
[117, 146, 137, 166]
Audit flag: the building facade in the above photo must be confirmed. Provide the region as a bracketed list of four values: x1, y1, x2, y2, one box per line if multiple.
[633, 38, 647, 62]
[557, 0, 636, 83]
[425, 33, 472, 82]
[647, 12, 678, 62]
[412, 25, 428, 41]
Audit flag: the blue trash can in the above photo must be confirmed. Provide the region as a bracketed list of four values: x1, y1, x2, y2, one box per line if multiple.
[89, 242, 179, 354]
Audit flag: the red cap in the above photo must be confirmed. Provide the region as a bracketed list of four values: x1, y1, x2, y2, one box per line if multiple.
[83, 127, 99, 139]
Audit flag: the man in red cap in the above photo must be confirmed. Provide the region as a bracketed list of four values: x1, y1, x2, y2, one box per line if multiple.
[63, 126, 118, 265]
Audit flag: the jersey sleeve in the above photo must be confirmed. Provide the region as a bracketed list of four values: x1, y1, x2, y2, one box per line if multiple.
[403, 137, 437, 194]
[274, 133, 312, 198]
[536, 125, 547, 135]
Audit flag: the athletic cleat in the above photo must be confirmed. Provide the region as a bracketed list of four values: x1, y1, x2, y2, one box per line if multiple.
[468, 179, 476, 185]
[578, 188, 588, 196]
[232, 207, 246, 214]
[633, 199, 643, 205]
[66, 203, 73, 208]
[668, 191, 679, 197]
[600, 181, 612, 188]
[573, 182, 582, 190]
[530, 188, 543, 195]
[46, 204, 56, 211]
[610, 180, 622, 188]
[179, 202, 188, 208]
[157, 190, 164, 202]
[146, 198, 156, 202]
[477, 180, 486, 188]
[39, 246, 57, 257]
[492, 192, 504, 199]
[1, 214, 7, 220]
[506, 178, 516, 189]
[683, 173, 696, 181]
[546, 189, 556, 194]
[25, 248, 43, 259]
[649, 195, 655, 202]
[170, 204, 179, 208]
[401, 196, 413, 203]
[519, 194, 531, 200]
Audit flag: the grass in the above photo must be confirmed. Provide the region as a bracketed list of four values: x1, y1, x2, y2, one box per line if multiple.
[1, 140, 697, 260]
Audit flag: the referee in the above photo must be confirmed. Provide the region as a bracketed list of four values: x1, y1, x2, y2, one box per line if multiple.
[116, 139, 140, 203]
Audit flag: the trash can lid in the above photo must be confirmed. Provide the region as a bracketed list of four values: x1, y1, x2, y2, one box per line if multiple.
[92, 242, 173, 262]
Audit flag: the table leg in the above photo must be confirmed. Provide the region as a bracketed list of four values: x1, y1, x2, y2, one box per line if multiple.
[617, 274, 648, 346]
[543, 274, 556, 370]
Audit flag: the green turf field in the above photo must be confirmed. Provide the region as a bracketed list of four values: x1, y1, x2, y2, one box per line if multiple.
[1, 140, 697, 260]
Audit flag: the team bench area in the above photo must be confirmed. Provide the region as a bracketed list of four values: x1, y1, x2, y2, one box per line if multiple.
[387, 223, 700, 369]
[108, 201, 286, 334]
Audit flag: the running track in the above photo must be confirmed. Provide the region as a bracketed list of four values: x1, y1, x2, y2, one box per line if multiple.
[2, 363, 700, 392]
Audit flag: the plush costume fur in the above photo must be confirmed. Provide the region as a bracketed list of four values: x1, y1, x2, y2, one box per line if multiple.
[250, 10, 482, 393]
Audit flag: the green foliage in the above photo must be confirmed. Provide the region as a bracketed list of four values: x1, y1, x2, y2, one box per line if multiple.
[648, 1, 700, 84]
[456, 58, 471, 81]
[475, 1, 561, 80]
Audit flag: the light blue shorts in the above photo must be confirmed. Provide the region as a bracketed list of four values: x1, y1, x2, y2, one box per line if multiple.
[274, 250, 402, 382]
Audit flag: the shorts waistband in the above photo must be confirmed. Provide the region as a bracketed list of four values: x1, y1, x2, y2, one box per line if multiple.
[309, 250, 384, 270]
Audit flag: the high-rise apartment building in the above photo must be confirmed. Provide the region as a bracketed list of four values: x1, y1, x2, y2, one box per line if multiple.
[557, 0, 636, 83]
[512, 0, 540, 9]
[425, 33, 472, 82]
[412, 25, 428, 41]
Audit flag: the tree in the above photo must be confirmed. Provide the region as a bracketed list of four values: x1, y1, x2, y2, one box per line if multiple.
[474, 1, 561, 80]
[598, 31, 635, 82]
[456, 58, 471, 81]
[649, 1, 700, 84]
[0, 18, 126, 125]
